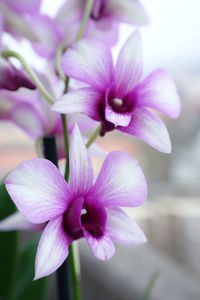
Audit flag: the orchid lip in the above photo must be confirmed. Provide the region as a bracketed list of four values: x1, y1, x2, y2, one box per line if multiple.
[63, 197, 107, 240]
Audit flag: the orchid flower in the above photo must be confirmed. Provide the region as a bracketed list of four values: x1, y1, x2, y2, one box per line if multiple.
[0, 57, 35, 91]
[0, 0, 42, 40]
[53, 31, 181, 153]
[3, 125, 147, 279]
[25, 0, 149, 59]
[0, 71, 104, 158]
[56, 0, 149, 46]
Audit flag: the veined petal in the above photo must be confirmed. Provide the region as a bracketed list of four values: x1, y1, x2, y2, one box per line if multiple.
[52, 88, 101, 121]
[105, 104, 132, 127]
[119, 107, 171, 153]
[133, 69, 181, 118]
[84, 230, 115, 261]
[61, 38, 114, 91]
[115, 31, 143, 97]
[69, 125, 94, 197]
[34, 216, 71, 280]
[108, 0, 149, 25]
[5, 158, 71, 223]
[87, 151, 147, 207]
[106, 208, 147, 244]
[0, 212, 44, 232]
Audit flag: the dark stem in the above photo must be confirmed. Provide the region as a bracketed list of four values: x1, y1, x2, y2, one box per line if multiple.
[43, 136, 71, 300]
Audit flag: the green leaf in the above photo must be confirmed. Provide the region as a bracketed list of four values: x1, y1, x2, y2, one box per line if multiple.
[13, 237, 49, 300]
[0, 181, 18, 300]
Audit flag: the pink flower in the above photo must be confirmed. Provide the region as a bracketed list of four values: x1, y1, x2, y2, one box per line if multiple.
[53, 31, 181, 153]
[56, 0, 149, 46]
[4, 125, 147, 279]
[0, 58, 35, 91]
[0, 0, 42, 39]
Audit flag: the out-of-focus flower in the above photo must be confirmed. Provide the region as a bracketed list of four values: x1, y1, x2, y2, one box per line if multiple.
[56, 0, 149, 46]
[0, 58, 35, 91]
[0, 0, 42, 40]
[53, 31, 181, 153]
[0, 72, 104, 158]
[4, 125, 147, 279]
[28, 0, 149, 59]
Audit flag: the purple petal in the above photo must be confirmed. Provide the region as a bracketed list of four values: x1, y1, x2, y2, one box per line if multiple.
[5, 158, 71, 223]
[5, 0, 41, 15]
[87, 151, 147, 207]
[105, 103, 132, 127]
[133, 68, 181, 118]
[69, 125, 94, 197]
[34, 216, 71, 280]
[106, 208, 147, 244]
[61, 38, 114, 91]
[0, 58, 35, 91]
[115, 31, 143, 97]
[56, 0, 83, 25]
[108, 0, 149, 25]
[0, 212, 44, 232]
[10, 102, 45, 139]
[119, 107, 172, 153]
[84, 230, 115, 261]
[86, 18, 119, 46]
[52, 88, 101, 121]
[31, 15, 62, 59]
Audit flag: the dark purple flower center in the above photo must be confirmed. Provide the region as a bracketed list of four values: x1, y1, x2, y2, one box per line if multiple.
[63, 197, 107, 240]
[91, 0, 106, 20]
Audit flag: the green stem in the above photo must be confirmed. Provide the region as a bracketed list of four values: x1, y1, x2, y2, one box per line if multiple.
[86, 124, 102, 148]
[55, 44, 67, 82]
[76, 0, 94, 41]
[69, 244, 81, 300]
[2, 50, 54, 105]
[61, 114, 70, 181]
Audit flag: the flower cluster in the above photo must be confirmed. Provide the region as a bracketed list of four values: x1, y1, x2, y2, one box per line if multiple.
[0, 0, 181, 281]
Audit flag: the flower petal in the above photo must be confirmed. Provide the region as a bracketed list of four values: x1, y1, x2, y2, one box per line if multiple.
[115, 31, 143, 97]
[133, 68, 181, 118]
[84, 230, 115, 261]
[87, 151, 147, 207]
[10, 102, 45, 139]
[108, 0, 149, 25]
[119, 107, 172, 153]
[0, 212, 44, 232]
[5, 0, 41, 15]
[5, 158, 71, 223]
[106, 208, 147, 244]
[69, 125, 94, 198]
[34, 216, 71, 280]
[105, 104, 132, 127]
[31, 15, 62, 59]
[52, 88, 101, 121]
[86, 18, 119, 46]
[61, 38, 114, 91]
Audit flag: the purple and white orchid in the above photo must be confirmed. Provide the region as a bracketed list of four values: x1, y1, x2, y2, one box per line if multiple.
[53, 31, 181, 153]
[4, 125, 147, 279]
[56, 0, 149, 46]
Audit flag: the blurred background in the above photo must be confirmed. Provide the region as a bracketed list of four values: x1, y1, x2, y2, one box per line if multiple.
[0, 0, 200, 299]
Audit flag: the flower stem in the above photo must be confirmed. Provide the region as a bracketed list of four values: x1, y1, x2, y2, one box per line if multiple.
[86, 125, 102, 148]
[69, 244, 81, 300]
[61, 114, 70, 182]
[2, 50, 54, 105]
[43, 136, 71, 300]
[76, 0, 94, 41]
